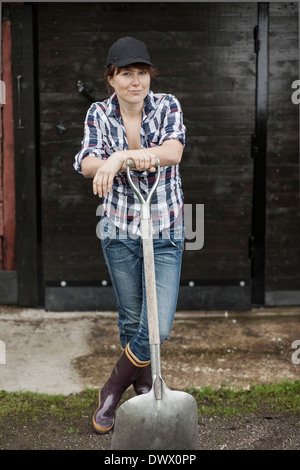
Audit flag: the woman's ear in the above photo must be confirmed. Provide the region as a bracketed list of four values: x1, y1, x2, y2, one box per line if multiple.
[108, 77, 114, 89]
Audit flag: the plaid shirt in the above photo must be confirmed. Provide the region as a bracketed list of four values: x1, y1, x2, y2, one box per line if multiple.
[74, 90, 186, 235]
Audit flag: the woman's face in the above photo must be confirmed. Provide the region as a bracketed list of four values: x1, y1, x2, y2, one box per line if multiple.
[108, 66, 151, 106]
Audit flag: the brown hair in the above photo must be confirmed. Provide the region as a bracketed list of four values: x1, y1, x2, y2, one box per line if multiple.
[104, 63, 157, 96]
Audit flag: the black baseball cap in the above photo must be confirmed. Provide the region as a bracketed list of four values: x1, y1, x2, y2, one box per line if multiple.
[106, 37, 155, 68]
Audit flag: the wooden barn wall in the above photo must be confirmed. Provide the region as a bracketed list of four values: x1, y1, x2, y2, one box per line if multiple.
[0, 14, 17, 304]
[37, 2, 256, 300]
[265, 2, 299, 305]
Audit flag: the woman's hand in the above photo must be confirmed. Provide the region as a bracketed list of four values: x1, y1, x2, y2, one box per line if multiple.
[93, 152, 124, 197]
[120, 149, 157, 173]
[93, 149, 157, 197]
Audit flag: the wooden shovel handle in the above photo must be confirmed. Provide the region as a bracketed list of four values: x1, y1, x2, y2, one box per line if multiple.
[125, 158, 161, 346]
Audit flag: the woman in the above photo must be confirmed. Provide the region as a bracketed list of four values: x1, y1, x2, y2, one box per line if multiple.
[74, 37, 186, 434]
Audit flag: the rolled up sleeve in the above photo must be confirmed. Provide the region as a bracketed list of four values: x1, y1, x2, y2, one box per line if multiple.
[73, 103, 107, 174]
[159, 95, 186, 147]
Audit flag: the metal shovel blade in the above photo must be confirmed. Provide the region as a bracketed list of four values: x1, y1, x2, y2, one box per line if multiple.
[111, 380, 198, 450]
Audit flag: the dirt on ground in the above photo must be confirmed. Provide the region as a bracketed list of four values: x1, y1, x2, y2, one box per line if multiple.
[74, 309, 300, 391]
[1, 409, 299, 451]
[0, 307, 300, 451]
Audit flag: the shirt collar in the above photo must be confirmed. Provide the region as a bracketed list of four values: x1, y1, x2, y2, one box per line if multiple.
[107, 92, 121, 120]
[143, 90, 155, 116]
[107, 90, 155, 121]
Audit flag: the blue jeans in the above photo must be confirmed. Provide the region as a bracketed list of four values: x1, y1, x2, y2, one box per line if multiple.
[100, 216, 184, 363]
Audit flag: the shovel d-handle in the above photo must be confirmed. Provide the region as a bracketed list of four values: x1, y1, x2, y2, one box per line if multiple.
[126, 158, 160, 220]
[126, 158, 163, 400]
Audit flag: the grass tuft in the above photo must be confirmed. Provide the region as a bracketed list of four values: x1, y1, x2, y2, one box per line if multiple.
[0, 388, 98, 421]
[0, 380, 299, 422]
[187, 379, 300, 418]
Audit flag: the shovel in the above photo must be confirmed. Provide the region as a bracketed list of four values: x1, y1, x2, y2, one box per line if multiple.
[110, 158, 198, 450]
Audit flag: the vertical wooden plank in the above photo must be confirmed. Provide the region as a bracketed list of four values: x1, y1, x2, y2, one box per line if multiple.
[11, 4, 41, 306]
[2, 19, 16, 271]
[265, 2, 299, 296]
[251, 3, 269, 306]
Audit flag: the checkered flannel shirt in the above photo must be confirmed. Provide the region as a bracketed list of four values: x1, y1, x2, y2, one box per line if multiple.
[74, 90, 186, 235]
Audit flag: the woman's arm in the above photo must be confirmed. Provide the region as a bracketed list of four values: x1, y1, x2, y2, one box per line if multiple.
[83, 139, 183, 198]
[81, 152, 125, 197]
[139, 139, 183, 167]
[81, 154, 109, 178]
[116, 139, 183, 172]
[81, 150, 155, 197]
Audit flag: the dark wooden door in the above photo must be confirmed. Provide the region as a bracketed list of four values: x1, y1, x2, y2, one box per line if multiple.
[37, 2, 258, 310]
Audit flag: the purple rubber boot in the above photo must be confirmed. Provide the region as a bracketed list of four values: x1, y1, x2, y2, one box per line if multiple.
[133, 364, 152, 395]
[92, 351, 141, 434]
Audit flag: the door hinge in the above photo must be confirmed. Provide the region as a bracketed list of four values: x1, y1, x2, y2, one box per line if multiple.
[254, 25, 259, 53]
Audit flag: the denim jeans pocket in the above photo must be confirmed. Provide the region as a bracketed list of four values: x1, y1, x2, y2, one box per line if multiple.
[100, 217, 116, 249]
[163, 224, 185, 251]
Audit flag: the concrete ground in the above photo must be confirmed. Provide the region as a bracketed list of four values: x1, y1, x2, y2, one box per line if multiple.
[0, 305, 299, 395]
